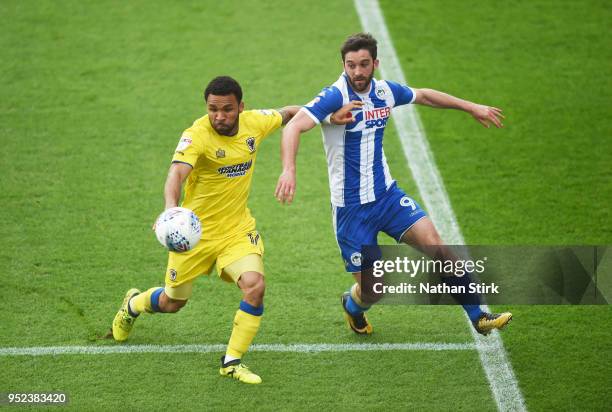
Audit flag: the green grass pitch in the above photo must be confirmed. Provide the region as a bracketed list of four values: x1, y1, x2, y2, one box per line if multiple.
[1, 0, 610, 410]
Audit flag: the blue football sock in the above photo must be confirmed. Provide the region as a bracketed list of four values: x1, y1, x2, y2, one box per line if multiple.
[462, 304, 484, 322]
[345, 294, 369, 316]
[150, 287, 164, 313]
[442, 273, 483, 321]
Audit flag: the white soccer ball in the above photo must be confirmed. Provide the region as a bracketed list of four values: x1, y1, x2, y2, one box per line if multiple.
[155, 207, 201, 252]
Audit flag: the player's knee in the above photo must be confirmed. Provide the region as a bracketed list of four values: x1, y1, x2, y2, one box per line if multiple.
[240, 273, 266, 302]
[249, 277, 266, 300]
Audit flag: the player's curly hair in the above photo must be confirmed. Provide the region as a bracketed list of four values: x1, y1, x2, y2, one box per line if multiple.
[341, 32, 377, 61]
[204, 76, 243, 102]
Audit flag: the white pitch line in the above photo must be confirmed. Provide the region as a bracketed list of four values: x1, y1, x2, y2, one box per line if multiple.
[353, 1, 527, 411]
[0, 342, 475, 357]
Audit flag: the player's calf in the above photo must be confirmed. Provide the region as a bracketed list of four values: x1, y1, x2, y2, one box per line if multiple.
[158, 293, 188, 313]
[221, 271, 266, 375]
[357, 270, 385, 306]
[127, 287, 188, 314]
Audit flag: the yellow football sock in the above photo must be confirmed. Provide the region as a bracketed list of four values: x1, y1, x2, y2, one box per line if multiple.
[129, 287, 164, 314]
[226, 309, 262, 360]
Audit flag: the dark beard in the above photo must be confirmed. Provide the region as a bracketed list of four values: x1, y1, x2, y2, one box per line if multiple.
[212, 118, 239, 136]
[348, 73, 373, 93]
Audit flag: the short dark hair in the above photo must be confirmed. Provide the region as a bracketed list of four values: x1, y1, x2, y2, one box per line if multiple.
[204, 76, 243, 102]
[341, 32, 377, 61]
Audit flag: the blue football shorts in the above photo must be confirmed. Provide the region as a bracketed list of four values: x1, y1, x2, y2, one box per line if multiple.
[332, 183, 427, 273]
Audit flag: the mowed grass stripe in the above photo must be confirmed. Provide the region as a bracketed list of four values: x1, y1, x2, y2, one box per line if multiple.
[0, 342, 476, 356]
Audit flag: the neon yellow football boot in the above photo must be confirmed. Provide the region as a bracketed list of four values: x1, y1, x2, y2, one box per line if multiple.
[112, 288, 141, 342]
[473, 312, 512, 336]
[219, 357, 262, 384]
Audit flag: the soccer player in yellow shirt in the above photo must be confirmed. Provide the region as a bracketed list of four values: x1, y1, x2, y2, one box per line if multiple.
[110, 76, 300, 384]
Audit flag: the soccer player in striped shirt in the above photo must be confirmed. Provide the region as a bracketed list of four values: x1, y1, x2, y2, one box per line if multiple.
[275, 33, 511, 336]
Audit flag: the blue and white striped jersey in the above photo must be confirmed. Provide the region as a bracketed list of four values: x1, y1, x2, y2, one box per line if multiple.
[302, 73, 416, 207]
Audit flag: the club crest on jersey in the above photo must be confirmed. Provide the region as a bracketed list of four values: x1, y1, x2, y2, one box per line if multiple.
[376, 88, 386, 98]
[169, 269, 177, 281]
[246, 137, 256, 153]
[216, 148, 226, 158]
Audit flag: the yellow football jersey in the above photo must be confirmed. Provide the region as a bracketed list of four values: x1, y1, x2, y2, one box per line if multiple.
[171, 109, 282, 239]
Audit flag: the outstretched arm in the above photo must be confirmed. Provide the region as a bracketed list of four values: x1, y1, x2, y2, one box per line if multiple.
[274, 110, 316, 204]
[152, 162, 192, 230]
[413, 88, 504, 128]
[277, 105, 301, 126]
[164, 162, 192, 209]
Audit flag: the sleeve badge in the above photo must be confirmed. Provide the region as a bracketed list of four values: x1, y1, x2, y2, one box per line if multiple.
[175, 136, 192, 152]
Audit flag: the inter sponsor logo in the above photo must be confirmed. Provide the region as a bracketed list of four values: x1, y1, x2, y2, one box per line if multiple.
[364, 106, 391, 129]
[218, 159, 252, 178]
[364, 107, 390, 120]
